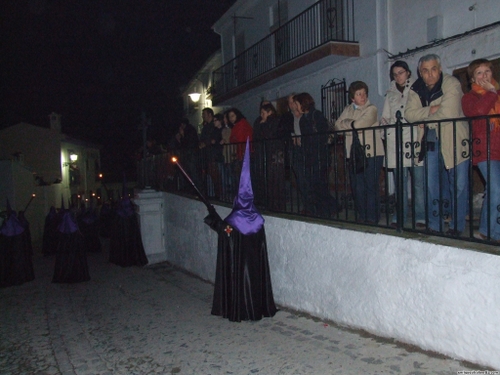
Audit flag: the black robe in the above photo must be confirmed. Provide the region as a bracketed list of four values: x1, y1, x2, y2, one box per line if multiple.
[52, 231, 90, 283]
[42, 208, 60, 256]
[79, 210, 102, 253]
[0, 231, 35, 287]
[98, 202, 113, 238]
[109, 209, 148, 267]
[205, 212, 277, 322]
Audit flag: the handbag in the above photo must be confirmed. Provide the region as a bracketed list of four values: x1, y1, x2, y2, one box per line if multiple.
[350, 131, 367, 174]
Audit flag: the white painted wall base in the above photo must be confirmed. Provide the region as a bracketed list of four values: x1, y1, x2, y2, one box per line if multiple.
[158, 192, 500, 370]
[135, 189, 167, 265]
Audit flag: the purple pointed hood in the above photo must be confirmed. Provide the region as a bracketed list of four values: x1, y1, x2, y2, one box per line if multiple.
[0, 212, 25, 237]
[6, 198, 13, 216]
[116, 196, 135, 217]
[58, 211, 79, 234]
[47, 206, 57, 219]
[224, 138, 264, 235]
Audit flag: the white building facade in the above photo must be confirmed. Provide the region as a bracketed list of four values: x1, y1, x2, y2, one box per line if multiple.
[0, 114, 102, 242]
[207, 0, 500, 119]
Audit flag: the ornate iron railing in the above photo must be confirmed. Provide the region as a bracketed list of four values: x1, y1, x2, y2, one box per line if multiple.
[138, 113, 500, 251]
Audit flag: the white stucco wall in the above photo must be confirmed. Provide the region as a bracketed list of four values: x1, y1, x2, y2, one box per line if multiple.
[160, 191, 500, 369]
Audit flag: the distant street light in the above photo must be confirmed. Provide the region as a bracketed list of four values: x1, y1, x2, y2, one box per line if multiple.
[188, 93, 201, 102]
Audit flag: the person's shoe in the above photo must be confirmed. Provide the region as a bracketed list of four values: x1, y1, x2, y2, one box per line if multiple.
[426, 228, 440, 235]
[415, 222, 426, 229]
[474, 232, 500, 243]
[474, 232, 487, 241]
[445, 229, 462, 237]
[299, 210, 313, 215]
[390, 222, 398, 229]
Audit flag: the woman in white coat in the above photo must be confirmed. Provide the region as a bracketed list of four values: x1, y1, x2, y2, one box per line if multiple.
[380, 60, 425, 228]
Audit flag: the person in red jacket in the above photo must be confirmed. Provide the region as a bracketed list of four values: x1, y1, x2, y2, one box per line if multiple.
[227, 108, 253, 189]
[462, 58, 500, 242]
[228, 108, 253, 161]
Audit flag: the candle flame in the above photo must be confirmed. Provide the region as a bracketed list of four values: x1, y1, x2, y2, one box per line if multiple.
[171, 157, 177, 163]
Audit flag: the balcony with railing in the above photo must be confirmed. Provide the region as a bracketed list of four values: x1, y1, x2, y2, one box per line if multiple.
[211, 0, 358, 103]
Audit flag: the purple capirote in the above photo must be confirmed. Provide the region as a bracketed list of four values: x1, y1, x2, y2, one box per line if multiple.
[0, 213, 25, 237]
[58, 211, 79, 234]
[224, 137, 264, 235]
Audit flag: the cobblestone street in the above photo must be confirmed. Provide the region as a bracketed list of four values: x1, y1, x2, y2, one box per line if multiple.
[0, 242, 490, 374]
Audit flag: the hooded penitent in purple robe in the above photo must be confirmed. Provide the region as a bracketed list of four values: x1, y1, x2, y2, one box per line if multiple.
[204, 138, 277, 322]
[109, 185, 148, 267]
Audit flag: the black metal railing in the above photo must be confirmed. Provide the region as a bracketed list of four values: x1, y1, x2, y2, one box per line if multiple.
[212, 0, 355, 98]
[138, 114, 500, 250]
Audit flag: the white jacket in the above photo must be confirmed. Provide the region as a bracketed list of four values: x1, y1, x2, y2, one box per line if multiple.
[381, 77, 421, 168]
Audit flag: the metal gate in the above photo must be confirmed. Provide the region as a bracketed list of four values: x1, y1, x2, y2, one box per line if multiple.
[321, 78, 347, 129]
[320, 78, 350, 209]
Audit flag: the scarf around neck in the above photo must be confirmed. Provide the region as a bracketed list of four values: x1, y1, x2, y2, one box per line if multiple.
[471, 77, 500, 131]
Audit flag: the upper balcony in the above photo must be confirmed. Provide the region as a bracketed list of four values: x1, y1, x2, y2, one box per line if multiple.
[211, 0, 358, 104]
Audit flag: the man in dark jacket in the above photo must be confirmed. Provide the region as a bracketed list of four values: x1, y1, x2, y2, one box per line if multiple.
[199, 108, 222, 198]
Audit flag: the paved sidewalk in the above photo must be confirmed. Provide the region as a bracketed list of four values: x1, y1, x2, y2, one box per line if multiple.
[0, 242, 490, 375]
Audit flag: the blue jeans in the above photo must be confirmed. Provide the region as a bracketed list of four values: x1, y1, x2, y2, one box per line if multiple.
[220, 163, 233, 201]
[392, 166, 425, 225]
[351, 156, 384, 223]
[478, 160, 500, 240]
[425, 146, 469, 232]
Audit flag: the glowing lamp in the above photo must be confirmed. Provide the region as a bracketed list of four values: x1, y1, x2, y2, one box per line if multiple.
[188, 93, 201, 102]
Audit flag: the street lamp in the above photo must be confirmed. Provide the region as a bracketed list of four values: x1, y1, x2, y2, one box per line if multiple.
[63, 152, 78, 167]
[188, 93, 201, 102]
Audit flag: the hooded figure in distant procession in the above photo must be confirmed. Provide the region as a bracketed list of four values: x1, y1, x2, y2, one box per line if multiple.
[109, 183, 148, 268]
[0, 202, 35, 287]
[42, 206, 60, 256]
[52, 208, 90, 283]
[78, 203, 102, 253]
[203, 138, 278, 322]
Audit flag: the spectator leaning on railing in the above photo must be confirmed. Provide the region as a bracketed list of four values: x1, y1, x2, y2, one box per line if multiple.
[461, 58, 500, 242]
[228, 108, 253, 189]
[253, 102, 286, 210]
[220, 112, 234, 201]
[294, 92, 338, 217]
[335, 81, 384, 224]
[380, 60, 425, 228]
[405, 53, 469, 237]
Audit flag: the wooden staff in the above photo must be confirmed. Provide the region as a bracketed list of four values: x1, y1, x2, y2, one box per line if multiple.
[23, 194, 36, 212]
[171, 156, 216, 214]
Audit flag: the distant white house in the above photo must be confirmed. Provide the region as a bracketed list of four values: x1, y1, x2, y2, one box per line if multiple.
[0, 112, 102, 242]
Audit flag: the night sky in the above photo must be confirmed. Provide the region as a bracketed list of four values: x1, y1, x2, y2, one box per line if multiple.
[1, 0, 235, 180]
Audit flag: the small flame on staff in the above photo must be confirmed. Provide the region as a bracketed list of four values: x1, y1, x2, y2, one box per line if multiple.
[171, 156, 178, 163]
